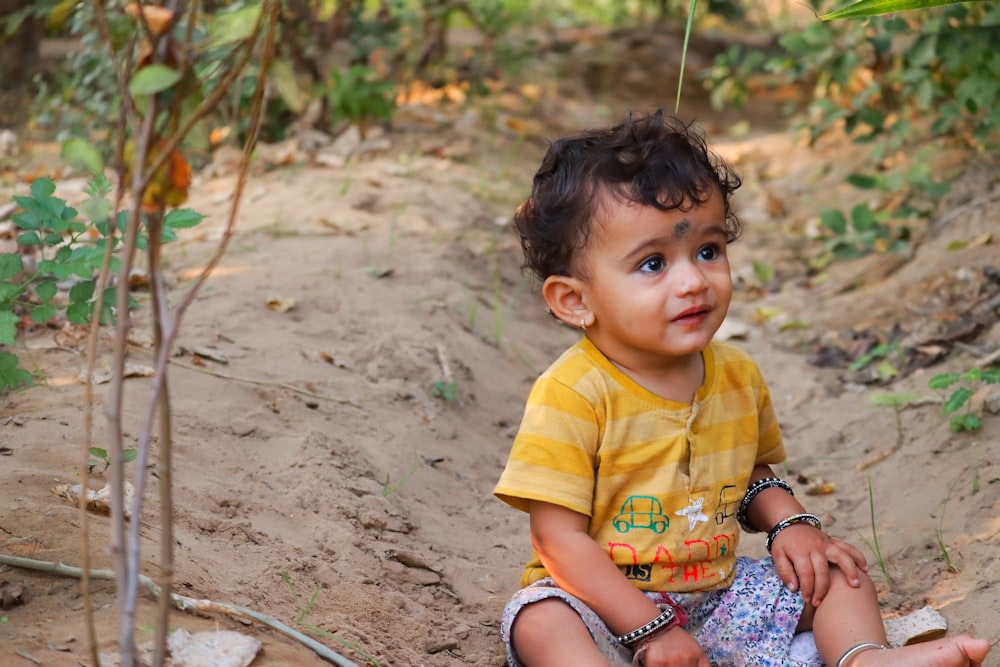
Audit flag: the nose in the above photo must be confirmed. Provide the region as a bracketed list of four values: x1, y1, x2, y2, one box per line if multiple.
[675, 260, 709, 296]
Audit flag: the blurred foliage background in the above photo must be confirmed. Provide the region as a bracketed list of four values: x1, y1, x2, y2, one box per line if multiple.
[2, 0, 995, 269]
[1, 0, 996, 148]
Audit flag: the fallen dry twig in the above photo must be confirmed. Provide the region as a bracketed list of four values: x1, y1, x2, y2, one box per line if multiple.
[0, 554, 359, 667]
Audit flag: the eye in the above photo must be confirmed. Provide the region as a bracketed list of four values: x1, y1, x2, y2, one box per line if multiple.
[698, 244, 723, 261]
[639, 256, 665, 273]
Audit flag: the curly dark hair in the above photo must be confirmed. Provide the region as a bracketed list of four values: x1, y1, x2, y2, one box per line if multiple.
[513, 109, 743, 282]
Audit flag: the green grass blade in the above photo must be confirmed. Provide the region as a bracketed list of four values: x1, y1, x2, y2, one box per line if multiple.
[821, 0, 989, 20]
[676, 0, 698, 113]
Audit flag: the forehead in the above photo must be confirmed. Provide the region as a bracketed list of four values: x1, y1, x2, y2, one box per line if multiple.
[591, 189, 724, 241]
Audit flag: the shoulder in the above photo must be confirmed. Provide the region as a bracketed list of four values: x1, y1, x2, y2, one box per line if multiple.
[532, 341, 611, 398]
[708, 339, 756, 363]
[707, 340, 768, 388]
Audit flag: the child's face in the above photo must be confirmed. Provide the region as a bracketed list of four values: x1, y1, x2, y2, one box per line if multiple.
[574, 189, 732, 369]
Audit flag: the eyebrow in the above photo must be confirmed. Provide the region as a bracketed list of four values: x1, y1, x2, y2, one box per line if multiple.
[622, 223, 728, 262]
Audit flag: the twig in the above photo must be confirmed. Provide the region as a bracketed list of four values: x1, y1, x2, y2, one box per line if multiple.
[169, 358, 362, 407]
[435, 343, 453, 385]
[0, 554, 359, 667]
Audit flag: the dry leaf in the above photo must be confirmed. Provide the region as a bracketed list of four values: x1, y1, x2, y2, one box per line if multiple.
[805, 481, 836, 496]
[124, 3, 174, 37]
[0, 580, 27, 610]
[79, 361, 156, 385]
[192, 345, 229, 364]
[52, 481, 135, 517]
[265, 294, 296, 312]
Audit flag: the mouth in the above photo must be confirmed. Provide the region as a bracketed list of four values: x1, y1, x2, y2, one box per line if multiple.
[673, 305, 711, 322]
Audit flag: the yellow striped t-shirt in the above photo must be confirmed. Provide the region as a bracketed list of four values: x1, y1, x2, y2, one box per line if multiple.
[494, 337, 785, 593]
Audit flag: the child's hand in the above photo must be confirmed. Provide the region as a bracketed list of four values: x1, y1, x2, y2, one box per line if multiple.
[769, 525, 868, 607]
[632, 626, 710, 667]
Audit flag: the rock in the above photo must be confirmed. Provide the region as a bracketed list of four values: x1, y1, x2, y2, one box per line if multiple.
[884, 606, 948, 647]
[168, 629, 262, 667]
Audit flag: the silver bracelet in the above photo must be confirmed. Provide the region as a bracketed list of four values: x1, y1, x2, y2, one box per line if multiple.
[737, 477, 794, 533]
[616, 606, 677, 647]
[836, 642, 887, 667]
[765, 512, 822, 554]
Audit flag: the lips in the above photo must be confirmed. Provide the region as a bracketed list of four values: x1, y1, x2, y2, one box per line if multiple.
[673, 305, 711, 322]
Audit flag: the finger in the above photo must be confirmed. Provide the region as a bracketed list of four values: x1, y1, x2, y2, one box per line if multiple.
[772, 550, 799, 593]
[828, 544, 863, 587]
[796, 556, 816, 604]
[845, 542, 869, 571]
[809, 551, 830, 605]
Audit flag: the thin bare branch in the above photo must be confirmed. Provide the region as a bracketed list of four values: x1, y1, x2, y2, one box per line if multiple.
[0, 554, 360, 667]
[169, 359, 362, 407]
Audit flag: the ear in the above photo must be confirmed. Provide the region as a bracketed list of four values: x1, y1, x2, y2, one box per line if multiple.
[542, 274, 592, 329]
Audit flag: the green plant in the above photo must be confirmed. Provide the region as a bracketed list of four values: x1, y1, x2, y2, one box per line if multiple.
[929, 366, 1000, 433]
[821, 0, 995, 21]
[280, 572, 381, 666]
[844, 152, 953, 217]
[933, 473, 962, 573]
[864, 474, 894, 586]
[326, 65, 396, 128]
[847, 341, 904, 378]
[704, 1, 999, 269]
[869, 390, 921, 448]
[432, 380, 458, 401]
[88, 446, 137, 473]
[0, 175, 204, 394]
[382, 461, 422, 497]
[818, 203, 911, 262]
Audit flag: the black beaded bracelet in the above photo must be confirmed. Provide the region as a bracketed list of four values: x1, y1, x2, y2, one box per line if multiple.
[737, 477, 794, 533]
[765, 512, 823, 554]
[616, 606, 677, 647]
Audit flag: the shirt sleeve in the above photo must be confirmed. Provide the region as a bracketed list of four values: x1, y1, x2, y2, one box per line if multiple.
[493, 375, 600, 516]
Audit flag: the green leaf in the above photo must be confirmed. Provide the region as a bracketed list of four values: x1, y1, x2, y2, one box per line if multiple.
[942, 387, 972, 414]
[870, 392, 922, 407]
[66, 299, 91, 324]
[30, 304, 56, 323]
[0, 311, 19, 344]
[61, 138, 104, 176]
[820, 209, 848, 235]
[68, 280, 96, 304]
[928, 372, 960, 389]
[89, 447, 108, 460]
[0, 253, 22, 280]
[950, 412, 981, 433]
[846, 173, 879, 190]
[0, 351, 32, 392]
[207, 4, 262, 48]
[163, 208, 205, 229]
[751, 259, 775, 283]
[42, 232, 65, 246]
[129, 64, 182, 97]
[821, 0, 991, 21]
[16, 231, 41, 247]
[122, 448, 138, 463]
[268, 58, 309, 114]
[30, 177, 56, 199]
[850, 204, 878, 232]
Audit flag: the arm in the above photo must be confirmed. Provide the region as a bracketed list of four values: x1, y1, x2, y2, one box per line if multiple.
[744, 464, 868, 607]
[530, 501, 708, 666]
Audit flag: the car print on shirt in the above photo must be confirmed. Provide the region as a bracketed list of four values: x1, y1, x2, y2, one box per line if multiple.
[715, 484, 739, 525]
[613, 495, 670, 534]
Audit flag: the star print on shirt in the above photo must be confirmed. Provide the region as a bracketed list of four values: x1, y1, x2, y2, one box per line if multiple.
[676, 497, 709, 531]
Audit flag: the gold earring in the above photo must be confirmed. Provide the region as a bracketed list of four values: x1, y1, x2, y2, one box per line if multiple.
[580, 318, 587, 331]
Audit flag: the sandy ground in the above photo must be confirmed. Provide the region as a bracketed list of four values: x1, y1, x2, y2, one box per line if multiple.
[2, 33, 999, 666]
